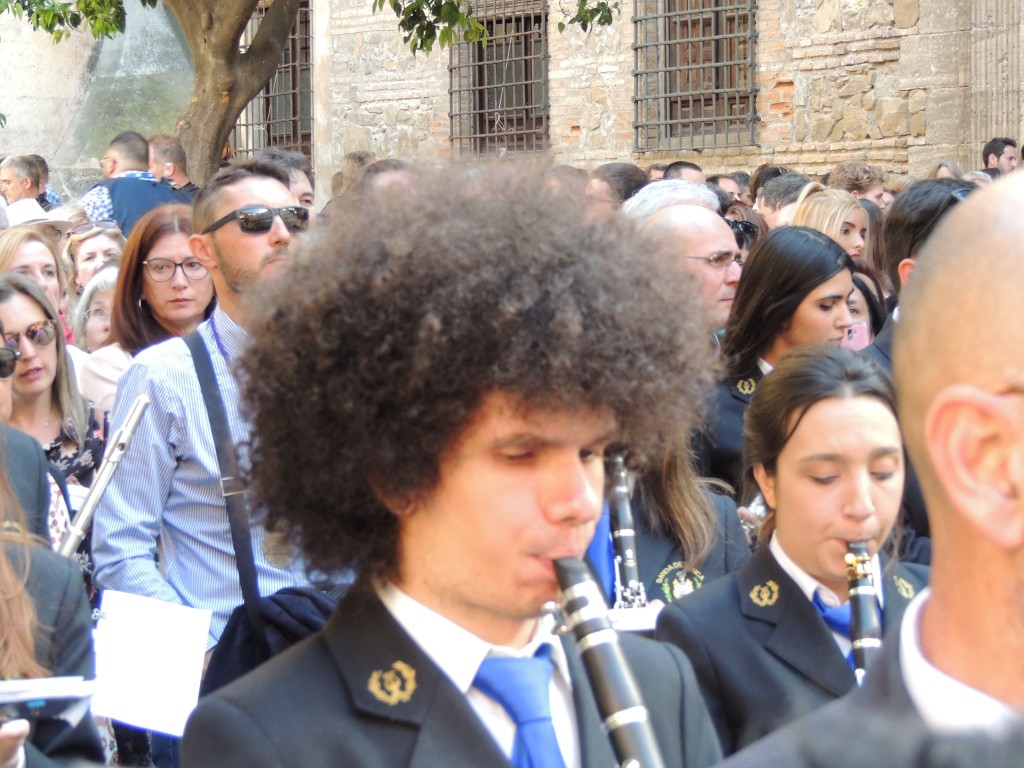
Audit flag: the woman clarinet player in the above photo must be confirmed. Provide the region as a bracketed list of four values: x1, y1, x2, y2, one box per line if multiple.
[657, 346, 929, 756]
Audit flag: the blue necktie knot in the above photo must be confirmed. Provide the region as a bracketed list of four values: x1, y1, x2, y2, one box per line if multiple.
[474, 645, 566, 768]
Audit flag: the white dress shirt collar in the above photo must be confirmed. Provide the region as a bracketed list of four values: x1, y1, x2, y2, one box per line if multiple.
[900, 589, 1022, 735]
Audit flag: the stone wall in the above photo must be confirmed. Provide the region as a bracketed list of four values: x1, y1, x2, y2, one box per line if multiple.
[0, 5, 193, 199]
[318, 0, 996, 180]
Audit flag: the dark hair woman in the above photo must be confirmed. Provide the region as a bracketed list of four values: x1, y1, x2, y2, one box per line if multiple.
[695, 226, 856, 493]
[658, 346, 929, 756]
[79, 204, 215, 414]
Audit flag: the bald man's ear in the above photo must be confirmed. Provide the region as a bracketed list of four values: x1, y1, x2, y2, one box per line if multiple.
[897, 258, 915, 290]
[925, 384, 1024, 550]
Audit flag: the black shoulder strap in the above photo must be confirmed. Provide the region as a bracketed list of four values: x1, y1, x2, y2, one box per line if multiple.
[183, 331, 265, 637]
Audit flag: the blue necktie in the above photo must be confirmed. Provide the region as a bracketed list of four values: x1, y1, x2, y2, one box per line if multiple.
[473, 645, 567, 768]
[584, 502, 616, 604]
[812, 591, 855, 670]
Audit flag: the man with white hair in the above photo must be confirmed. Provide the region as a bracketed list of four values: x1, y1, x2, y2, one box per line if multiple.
[641, 206, 742, 334]
[622, 180, 720, 226]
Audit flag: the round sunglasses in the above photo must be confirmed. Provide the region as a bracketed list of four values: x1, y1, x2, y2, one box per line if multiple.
[4, 319, 58, 352]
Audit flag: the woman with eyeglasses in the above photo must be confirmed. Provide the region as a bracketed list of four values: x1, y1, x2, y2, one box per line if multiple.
[79, 204, 215, 413]
[694, 226, 855, 493]
[0, 274, 104, 489]
[65, 219, 126, 294]
[73, 267, 118, 354]
[659, 346, 928, 756]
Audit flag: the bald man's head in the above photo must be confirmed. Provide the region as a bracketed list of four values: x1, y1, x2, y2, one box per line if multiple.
[643, 205, 742, 331]
[895, 172, 1024, 535]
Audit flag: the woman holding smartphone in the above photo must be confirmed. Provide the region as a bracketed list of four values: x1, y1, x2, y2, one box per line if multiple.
[659, 346, 929, 756]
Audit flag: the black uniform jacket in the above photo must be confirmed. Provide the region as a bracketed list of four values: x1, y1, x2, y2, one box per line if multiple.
[717, 620, 952, 768]
[635, 491, 752, 603]
[182, 584, 724, 768]
[694, 370, 762, 494]
[655, 546, 929, 756]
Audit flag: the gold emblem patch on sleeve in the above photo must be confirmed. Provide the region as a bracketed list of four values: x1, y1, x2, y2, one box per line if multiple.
[893, 575, 916, 600]
[749, 580, 779, 607]
[368, 660, 417, 705]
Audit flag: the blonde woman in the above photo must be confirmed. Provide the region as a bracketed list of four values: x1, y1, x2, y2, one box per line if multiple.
[791, 183, 868, 263]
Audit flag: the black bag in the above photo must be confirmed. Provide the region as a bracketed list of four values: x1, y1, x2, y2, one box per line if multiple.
[184, 332, 339, 695]
[200, 586, 340, 695]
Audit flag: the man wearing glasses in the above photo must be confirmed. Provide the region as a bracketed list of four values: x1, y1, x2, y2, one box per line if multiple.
[641, 205, 743, 335]
[93, 159, 312, 766]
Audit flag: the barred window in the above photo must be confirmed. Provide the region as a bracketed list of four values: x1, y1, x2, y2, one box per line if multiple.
[232, 0, 313, 159]
[634, 0, 756, 152]
[449, 0, 549, 156]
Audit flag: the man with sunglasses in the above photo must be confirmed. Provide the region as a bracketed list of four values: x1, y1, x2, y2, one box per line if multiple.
[92, 158, 312, 766]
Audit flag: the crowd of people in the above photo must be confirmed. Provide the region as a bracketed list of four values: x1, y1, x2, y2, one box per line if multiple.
[0, 130, 1021, 768]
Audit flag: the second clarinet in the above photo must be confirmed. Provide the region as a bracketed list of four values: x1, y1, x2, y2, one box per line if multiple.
[844, 540, 882, 684]
[608, 454, 647, 610]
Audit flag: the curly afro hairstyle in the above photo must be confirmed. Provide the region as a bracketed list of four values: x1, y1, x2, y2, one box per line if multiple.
[240, 164, 716, 579]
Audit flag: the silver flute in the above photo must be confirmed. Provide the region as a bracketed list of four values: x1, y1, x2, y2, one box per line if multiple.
[58, 394, 150, 557]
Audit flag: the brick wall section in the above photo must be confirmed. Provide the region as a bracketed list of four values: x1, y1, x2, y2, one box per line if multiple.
[319, 0, 984, 179]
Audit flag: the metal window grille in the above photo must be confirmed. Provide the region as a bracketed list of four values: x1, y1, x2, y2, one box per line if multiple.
[634, 0, 756, 152]
[449, 0, 549, 156]
[232, 1, 313, 159]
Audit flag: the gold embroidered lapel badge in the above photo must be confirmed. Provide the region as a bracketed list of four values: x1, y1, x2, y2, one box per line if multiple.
[893, 575, 916, 600]
[368, 660, 417, 705]
[749, 579, 779, 607]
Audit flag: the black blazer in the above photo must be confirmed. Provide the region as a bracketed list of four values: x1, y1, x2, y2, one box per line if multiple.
[861, 315, 894, 371]
[182, 585, 723, 768]
[694, 370, 762, 494]
[635, 491, 751, 603]
[717, 621, 936, 768]
[13, 543, 104, 766]
[655, 546, 929, 756]
[1, 424, 58, 540]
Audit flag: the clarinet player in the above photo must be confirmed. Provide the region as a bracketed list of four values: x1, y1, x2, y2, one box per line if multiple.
[718, 160, 1024, 768]
[181, 165, 722, 768]
[656, 346, 929, 756]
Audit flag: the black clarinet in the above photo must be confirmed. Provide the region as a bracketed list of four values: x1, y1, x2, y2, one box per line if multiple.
[608, 454, 647, 610]
[844, 541, 883, 685]
[553, 558, 666, 768]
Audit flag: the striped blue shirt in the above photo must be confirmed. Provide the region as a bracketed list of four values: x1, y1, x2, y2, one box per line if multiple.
[92, 307, 309, 647]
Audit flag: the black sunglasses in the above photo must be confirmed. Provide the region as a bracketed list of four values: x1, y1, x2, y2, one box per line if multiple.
[728, 219, 759, 240]
[0, 347, 20, 380]
[4, 319, 57, 352]
[202, 206, 310, 235]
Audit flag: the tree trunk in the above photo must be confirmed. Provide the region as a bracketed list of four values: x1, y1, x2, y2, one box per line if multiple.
[163, 0, 301, 185]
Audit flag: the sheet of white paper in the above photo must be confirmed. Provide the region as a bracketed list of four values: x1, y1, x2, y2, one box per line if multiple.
[91, 591, 211, 736]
